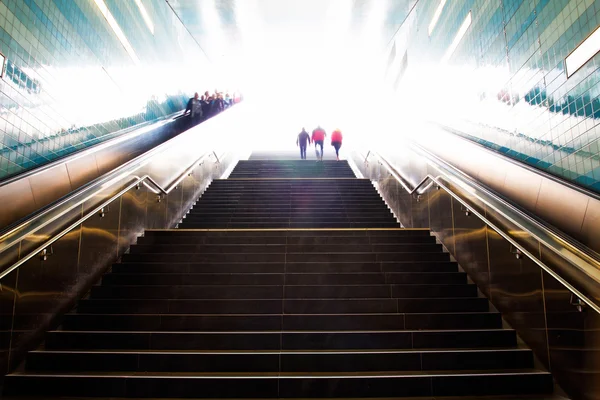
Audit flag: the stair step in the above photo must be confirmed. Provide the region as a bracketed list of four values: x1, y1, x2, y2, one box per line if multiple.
[26, 348, 533, 373]
[136, 235, 436, 245]
[3, 371, 554, 398]
[63, 312, 502, 331]
[111, 261, 459, 274]
[178, 222, 401, 229]
[78, 297, 489, 314]
[142, 229, 431, 237]
[90, 283, 478, 299]
[121, 252, 447, 263]
[102, 272, 466, 286]
[45, 329, 518, 350]
[128, 243, 443, 254]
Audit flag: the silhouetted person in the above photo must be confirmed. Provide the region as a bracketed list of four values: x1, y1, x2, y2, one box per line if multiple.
[201, 95, 211, 119]
[297, 128, 311, 160]
[312, 126, 326, 161]
[185, 92, 202, 126]
[331, 128, 343, 161]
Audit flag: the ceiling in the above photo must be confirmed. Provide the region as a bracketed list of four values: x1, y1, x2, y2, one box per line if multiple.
[166, 0, 415, 64]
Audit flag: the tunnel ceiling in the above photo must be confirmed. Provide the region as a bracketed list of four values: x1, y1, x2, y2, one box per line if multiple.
[166, 0, 415, 63]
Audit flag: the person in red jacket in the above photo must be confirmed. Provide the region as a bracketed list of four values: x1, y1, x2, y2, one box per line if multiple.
[331, 129, 343, 161]
[311, 126, 326, 161]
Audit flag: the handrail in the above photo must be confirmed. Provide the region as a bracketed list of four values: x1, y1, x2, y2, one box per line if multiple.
[0, 112, 222, 255]
[0, 114, 185, 245]
[0, 110, 184, 188]
[364, 148, 600, 315]
[0, 150, 220, 281]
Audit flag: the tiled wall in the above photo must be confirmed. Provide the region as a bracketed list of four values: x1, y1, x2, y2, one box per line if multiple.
[387, 0, 600, 193]
[0, 0, 210, 180]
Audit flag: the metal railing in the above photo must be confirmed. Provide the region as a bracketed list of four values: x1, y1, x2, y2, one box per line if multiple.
[0, 149, 222, 281]
[364, 144, 600, 315]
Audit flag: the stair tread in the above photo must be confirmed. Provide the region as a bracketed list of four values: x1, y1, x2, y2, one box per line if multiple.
[9, 369, 550, 378]
[48, 328, 516, 333]
[31, 348, 531, 355]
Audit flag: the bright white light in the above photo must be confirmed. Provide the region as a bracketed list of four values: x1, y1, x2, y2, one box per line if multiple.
[428, 0, 447, 36]
[93, 0, 140, 65]
[566, 24, 600, 77]
[134, 0, 154, 35]
[441, 11, 472, 64]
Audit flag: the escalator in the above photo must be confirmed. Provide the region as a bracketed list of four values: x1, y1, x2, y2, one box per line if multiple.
[3, 159, 556, 398]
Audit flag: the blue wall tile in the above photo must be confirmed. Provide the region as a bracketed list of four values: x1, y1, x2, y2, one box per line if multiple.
[388, 0, 600, 193]
[0, 0, 211, 180]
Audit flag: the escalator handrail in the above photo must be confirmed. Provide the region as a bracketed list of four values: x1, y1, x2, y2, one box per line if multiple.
[0, 110, 184, 188]
[364, 146, 600, 315]
[0, 110, 198, 254]
[0, 150, 221, 281]
[0, 112, 185, 250]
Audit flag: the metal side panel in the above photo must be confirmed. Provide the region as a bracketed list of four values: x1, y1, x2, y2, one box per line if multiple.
[415, 124, 600, 255]
[0, 113, 185, 231]
[357, 143, 600, 400]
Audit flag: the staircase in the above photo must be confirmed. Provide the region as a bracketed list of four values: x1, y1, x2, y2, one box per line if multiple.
[180, 161, 395, 229]
[3, 158, 555, 398]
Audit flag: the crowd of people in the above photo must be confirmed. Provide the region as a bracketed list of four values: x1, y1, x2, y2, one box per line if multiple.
[297, 126, 343, 161]
[184, 90, 242, 126]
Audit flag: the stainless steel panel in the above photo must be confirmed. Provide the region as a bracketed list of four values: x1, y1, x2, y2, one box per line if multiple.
[117, 187, 148, 257]
[487, 227, 549, 367]
[65, 154, 100, 190]
[15, 206, 84, 271]
[452, 200, 491, 297]
[501, 162, 543, 209]
[417, 127, 600, 254]
[145, 188, 168, 230]
[428, 189, 455, 254]
[77, 197, 120, 286]
[580, 197, 600, 252]
[0, 246, 19, 376]
[410, 191, 429, 228]
[9, 226, 81, 370]
[0, 113, 182, 231]
[0, 179, 36, 229]
[355, 138, 600, 400]
[542, 267, 600, 400]
[27, 164, 73, 210]
[534, 178, 589, 240]
[94, 145, 130, 176]
[166, 185, 184, 228]
[0, 112, 238, 378]
[377, 175, 401, 222]
[181, 174, 200, 225]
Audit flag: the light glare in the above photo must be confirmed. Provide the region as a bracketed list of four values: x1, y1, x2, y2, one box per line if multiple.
[428, 0, 447, 36]
[134, 0, 155, 35]
[93, 0, 140, 65]
[565, 24, 600, 77]
[441, 11, 472, 64]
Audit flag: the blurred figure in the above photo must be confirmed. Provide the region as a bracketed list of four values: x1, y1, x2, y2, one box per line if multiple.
[296, 128, 311, 160]
[184, 92, 202, 126]
[215, 94, 225, 113]
[331, 128, 343, 161]
[201, 94, 211, 120]
[312, 126, 326, 161]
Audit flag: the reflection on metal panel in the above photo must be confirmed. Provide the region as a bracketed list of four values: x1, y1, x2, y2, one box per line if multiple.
[0, 113, 239, 377]
[0, 113, 186, 230]
[416, 124, 600, 255]
[354, 142, 600, 399]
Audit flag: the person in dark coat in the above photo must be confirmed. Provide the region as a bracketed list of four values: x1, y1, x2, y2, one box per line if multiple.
[296, 128, 311, 160]
[184, 92, 202, 126]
